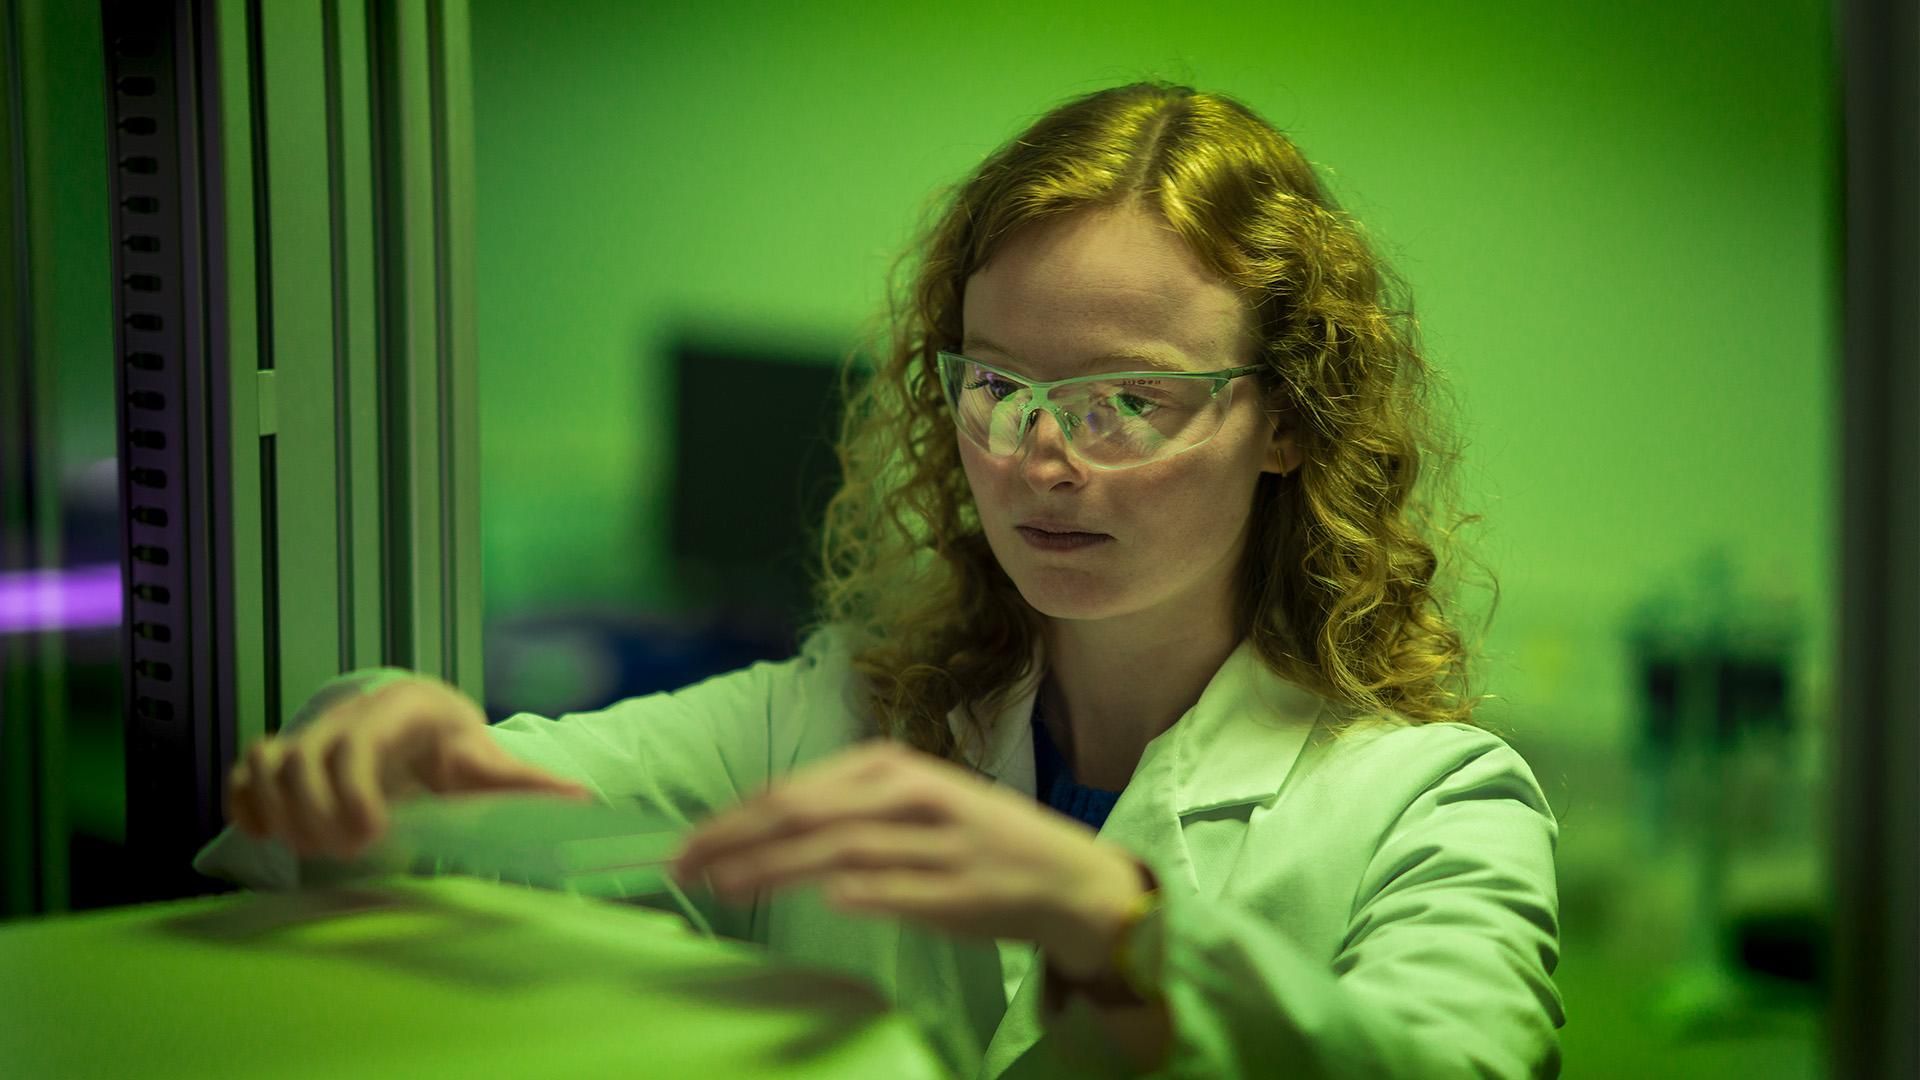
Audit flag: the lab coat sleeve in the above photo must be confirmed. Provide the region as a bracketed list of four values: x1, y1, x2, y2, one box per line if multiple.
[193, 628, 850, 937]
[1064, 729, 1564, 1079]
[475, 639, 841, 940]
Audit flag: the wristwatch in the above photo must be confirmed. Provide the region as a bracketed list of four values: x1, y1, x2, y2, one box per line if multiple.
[1050, 866, 1167, 1007]
[1112, 886, 1167, 1003]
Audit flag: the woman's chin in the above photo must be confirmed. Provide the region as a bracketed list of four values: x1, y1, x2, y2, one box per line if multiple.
[1011, 580, 1127, 622]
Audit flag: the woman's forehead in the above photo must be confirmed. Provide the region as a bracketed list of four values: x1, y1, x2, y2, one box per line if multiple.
[969, 204, 1242, 309]
[958, 332, 1194, 375]
[962, 216, 1251, 370]
[966, 255, 1241, 329]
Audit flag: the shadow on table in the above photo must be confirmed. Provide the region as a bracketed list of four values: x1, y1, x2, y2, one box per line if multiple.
[149, 880, 903, 1067]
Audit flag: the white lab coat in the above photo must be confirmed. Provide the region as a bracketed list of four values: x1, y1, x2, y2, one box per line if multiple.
[196, 624, 1564, 1078]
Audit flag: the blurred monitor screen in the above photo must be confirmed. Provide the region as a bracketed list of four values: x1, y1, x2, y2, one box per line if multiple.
[669, 341, 846, 635]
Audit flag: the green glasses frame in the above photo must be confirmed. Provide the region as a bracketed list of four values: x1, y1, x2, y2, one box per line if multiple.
[935, 350, 1266, 470]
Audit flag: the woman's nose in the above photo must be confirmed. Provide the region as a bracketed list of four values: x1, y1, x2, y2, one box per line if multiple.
[1017, 408, 1086, 482]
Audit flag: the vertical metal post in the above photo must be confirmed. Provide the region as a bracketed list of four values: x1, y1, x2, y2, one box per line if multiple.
[0, 0, 71, 919]
[1831, 0, 1920, 1074]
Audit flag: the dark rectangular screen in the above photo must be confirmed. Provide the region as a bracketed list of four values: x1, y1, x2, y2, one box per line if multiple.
[669, 342, 847, 637]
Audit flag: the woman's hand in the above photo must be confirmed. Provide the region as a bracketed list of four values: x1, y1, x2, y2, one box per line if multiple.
[668, 739, 1150, 979]
[225, 674, 592, 861]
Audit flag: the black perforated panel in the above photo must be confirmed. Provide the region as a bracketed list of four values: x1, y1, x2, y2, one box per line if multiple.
[103, 0, 230, 900]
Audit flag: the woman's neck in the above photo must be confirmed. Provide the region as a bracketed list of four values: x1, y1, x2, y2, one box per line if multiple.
[1038, 615, 1240, 790]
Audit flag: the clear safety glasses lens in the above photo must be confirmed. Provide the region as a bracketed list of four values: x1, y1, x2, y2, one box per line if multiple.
[938, 354, 1235, 469]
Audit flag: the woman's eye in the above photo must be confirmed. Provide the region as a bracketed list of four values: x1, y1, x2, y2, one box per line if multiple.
[964, 375, 1020, 401]
[1112, 392, 1159, 417]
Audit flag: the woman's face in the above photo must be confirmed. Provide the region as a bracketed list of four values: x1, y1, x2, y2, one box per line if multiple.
[957, 203, 1297, 630]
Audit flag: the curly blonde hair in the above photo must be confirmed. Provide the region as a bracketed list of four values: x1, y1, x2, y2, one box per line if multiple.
[801, 81, 1495, 763]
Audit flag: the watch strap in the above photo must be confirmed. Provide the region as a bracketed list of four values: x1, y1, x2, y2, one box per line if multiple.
[1112, 886, 1165, 1002]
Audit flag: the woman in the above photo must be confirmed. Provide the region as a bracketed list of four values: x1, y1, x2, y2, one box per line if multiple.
[207, 82, 1563, 1078]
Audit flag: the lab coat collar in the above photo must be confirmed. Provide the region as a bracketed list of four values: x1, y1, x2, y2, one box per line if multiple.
[948, 634, 1328, 817]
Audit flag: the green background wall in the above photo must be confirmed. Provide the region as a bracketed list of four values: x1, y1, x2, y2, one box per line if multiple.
[467, 0, 1837, 757]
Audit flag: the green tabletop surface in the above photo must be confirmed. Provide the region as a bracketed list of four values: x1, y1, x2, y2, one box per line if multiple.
[0, 875, 951, 1079]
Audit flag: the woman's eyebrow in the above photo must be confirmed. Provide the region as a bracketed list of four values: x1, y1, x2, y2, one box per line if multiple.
[960, 335, 1188, 373]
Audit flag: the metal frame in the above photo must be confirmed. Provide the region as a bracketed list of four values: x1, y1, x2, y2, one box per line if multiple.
[98, 0, 481, 904]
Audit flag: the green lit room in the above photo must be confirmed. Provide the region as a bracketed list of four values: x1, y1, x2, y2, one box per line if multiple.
[2, 1, 1913, 1077]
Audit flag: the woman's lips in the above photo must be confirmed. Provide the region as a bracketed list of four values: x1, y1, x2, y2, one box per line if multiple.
[1016, 527, 1112, 552]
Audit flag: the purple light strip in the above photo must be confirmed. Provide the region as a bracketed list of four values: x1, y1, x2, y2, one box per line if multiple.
[0, 563, 125, 633]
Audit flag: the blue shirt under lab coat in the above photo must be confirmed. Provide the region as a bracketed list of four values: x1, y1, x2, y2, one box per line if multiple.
[196, 624, 1565, 1078]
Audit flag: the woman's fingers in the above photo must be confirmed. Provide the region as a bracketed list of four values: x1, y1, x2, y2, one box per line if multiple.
[218, 675, 592, 861]
[228, 735, 347, 854]
[327, 733, 386, 859]
[675, 750, 954, 882]
[226, 761, 261, 838]
[707, 822, 958, 897]
[275, 742, 341, 857]
[241, 739, 290, 846]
